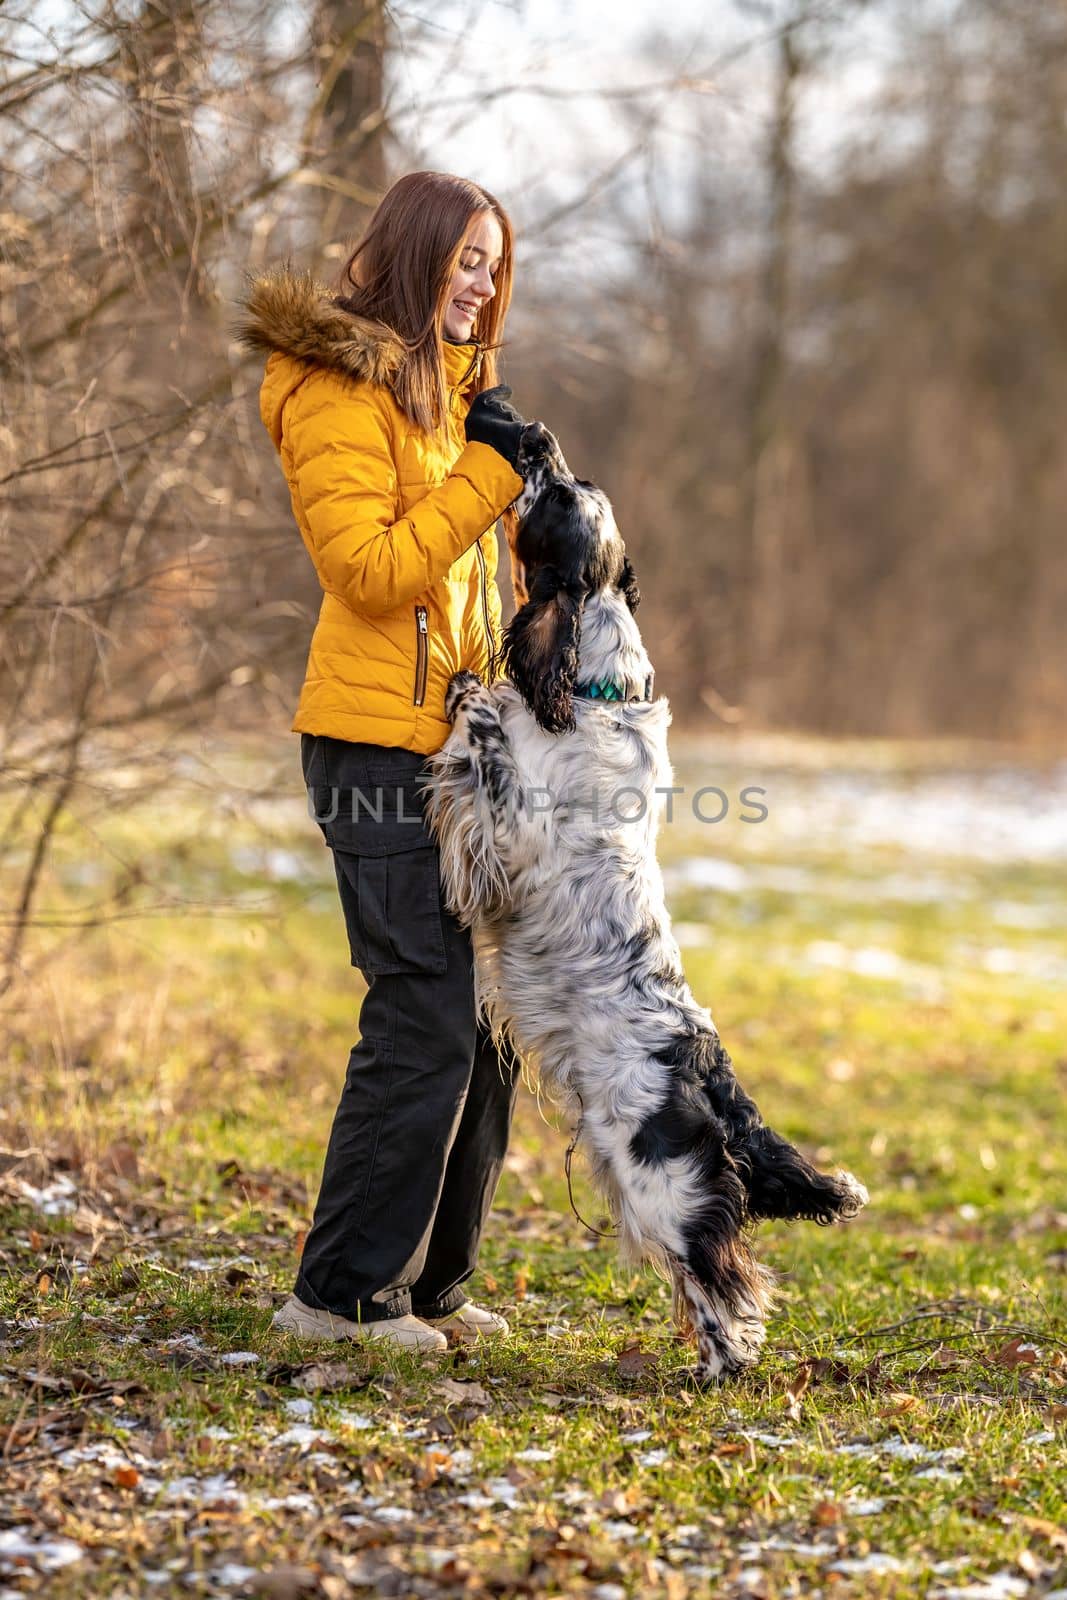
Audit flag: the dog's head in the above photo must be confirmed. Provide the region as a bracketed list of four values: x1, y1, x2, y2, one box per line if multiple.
[502, 423, 641, 734]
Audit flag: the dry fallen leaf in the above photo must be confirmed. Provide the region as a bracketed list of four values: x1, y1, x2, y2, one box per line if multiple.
[100, 1140, 140, 1180]
[423, 1411, 456, 1440]
[432, 1378, 490, 1407]
[784, 1361, 813, 1421]
[617, 1342, 659, 1380]
[994, 1337, 1040, 1368]
[414, 1450, 451, 1489]
[1016, 1515, 1067, 1550]
[878, 1391, 924, 1417]
[249, 1566, 320, 1598]
[265, 1360, 370, 1395]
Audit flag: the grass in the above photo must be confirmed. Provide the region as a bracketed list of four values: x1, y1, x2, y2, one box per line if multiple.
[0, 731, 1064, 1599]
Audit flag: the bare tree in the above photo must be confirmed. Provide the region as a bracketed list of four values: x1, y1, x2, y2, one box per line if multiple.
[310, 0, 388, 265]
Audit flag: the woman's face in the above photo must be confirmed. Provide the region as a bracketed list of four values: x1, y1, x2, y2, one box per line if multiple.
[442, 211, 503, 342]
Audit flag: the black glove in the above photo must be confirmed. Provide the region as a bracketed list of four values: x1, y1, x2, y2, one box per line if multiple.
[464, 384, 527, 470]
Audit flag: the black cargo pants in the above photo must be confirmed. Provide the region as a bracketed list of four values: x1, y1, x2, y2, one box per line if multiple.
[296, 733, 519, 1323]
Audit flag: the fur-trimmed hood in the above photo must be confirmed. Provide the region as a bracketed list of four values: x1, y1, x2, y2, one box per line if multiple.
[237, 266, 485, 447]
[236, 267, 407, 388]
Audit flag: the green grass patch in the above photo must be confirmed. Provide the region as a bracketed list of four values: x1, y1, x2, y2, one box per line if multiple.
[1, 733, 1064, 1597]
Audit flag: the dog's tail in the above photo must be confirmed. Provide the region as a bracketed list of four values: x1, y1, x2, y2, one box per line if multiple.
[735, 1125, 869, 1225]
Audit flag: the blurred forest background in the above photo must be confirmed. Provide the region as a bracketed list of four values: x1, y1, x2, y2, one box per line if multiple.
[2, 0, 1066, 992]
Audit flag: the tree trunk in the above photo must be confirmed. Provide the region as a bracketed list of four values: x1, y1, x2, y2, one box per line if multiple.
[311, 0, 388, 269]
[738, 16, 802, 724]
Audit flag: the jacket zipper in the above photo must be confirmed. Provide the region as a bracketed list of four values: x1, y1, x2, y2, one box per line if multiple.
[475, 539, 496, 681]
[413, 605, 428, 706]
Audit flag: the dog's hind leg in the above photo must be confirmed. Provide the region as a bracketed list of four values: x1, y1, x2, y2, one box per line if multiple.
[735, 1124, 869, 1226]
[623, 1041, 775, 1383]
[425, 671, 540, 925]
[625, 1155, 773, 1385]
[669, 1233, 774, 1387]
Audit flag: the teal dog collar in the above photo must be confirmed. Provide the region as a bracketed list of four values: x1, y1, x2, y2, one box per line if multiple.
[573, 673, 654, 704]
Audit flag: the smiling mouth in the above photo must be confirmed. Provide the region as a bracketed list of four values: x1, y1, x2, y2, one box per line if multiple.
[453, 300, 479, 317]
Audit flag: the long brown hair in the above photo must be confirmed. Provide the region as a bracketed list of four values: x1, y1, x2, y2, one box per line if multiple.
[336, 171, 514, 434]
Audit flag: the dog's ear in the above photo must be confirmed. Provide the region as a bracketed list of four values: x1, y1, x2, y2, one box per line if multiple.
[502, 565, 584, 734]
[618, 555, 640, 614]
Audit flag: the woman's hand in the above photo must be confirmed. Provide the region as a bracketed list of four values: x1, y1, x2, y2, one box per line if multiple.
[465, 384, 527, 470]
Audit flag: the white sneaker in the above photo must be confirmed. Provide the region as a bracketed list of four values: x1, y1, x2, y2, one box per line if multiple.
[272, 1294, 447, 1351]
[424, 1301, 510, 1338]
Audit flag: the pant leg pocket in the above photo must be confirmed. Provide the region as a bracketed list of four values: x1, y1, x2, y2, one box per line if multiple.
[334, 844, 448, 977]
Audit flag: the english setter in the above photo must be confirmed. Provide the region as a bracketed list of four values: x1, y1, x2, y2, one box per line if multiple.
[423, 423, 868, 1384]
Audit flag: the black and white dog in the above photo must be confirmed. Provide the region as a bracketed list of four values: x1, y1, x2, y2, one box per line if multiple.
[423, 423, 868, 1383]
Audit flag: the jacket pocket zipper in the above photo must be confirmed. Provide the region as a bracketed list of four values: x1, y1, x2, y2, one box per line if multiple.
[414, 605, 428, 706]
[475, 539, 496, 681]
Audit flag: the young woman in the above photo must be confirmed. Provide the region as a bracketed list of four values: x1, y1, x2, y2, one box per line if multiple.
[238, 172, 528, 1351]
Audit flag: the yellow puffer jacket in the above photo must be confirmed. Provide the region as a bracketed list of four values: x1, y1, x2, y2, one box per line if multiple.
[238, 269, 523, 754]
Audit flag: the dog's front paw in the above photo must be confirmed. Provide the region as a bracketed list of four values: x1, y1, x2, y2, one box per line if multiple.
[445, 670, 484, 722]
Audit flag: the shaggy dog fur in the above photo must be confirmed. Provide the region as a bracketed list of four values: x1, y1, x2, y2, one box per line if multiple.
[423, 423, 868, 1383]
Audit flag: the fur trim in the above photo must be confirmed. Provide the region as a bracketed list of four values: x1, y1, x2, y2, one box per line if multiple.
[235, 266, 406, 386]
